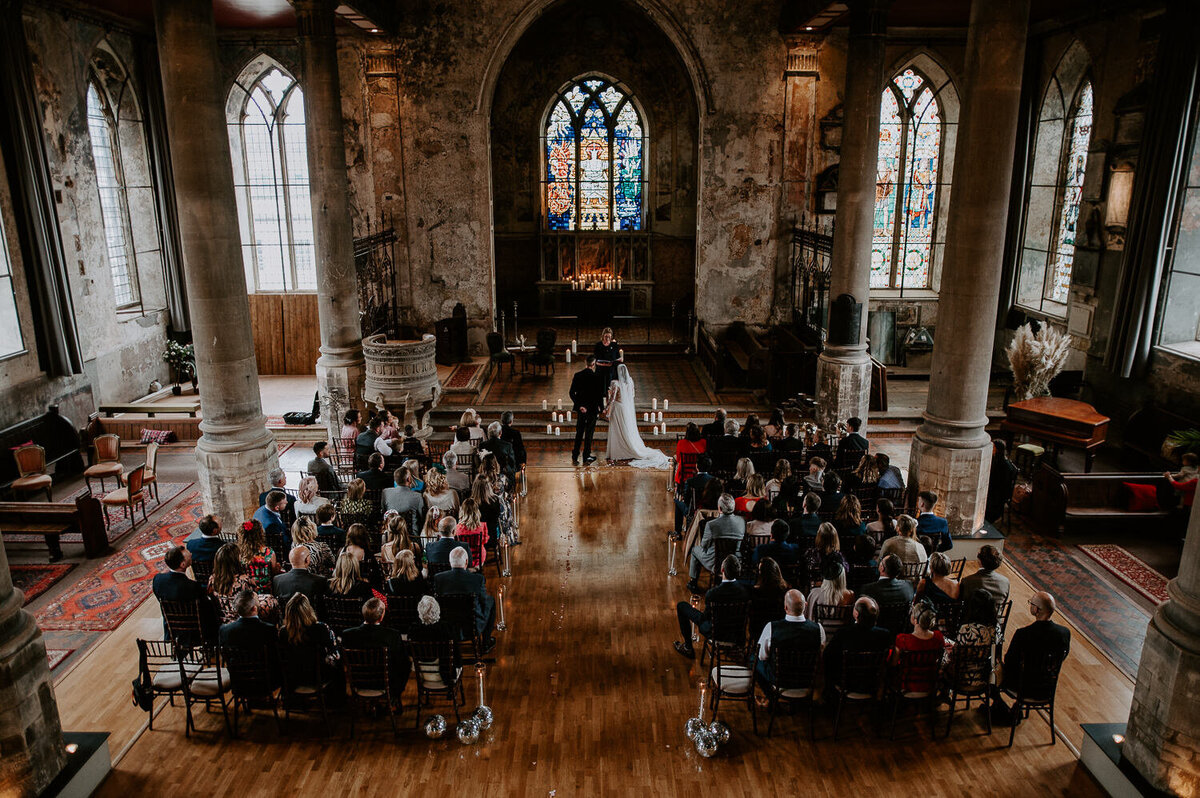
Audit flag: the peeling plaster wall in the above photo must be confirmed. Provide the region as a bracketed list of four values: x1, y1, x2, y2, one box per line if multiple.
[0, 9, 169, 431]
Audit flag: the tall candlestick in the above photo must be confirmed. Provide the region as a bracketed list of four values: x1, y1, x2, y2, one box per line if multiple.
[496, 587, 507, 630]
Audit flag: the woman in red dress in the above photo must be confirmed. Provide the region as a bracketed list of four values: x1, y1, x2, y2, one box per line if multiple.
[673, 422, 707, 487]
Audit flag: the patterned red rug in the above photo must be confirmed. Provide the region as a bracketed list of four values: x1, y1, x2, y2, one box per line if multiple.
[46, 649, 73, 670]
[11, 564, 74, 606]
[35, 490, 204, 632]
[445, 363, 484, 389]
[1078, 544, 1170, 605]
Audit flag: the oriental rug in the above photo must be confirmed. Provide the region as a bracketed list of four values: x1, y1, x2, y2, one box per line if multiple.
[11, 564, 74, 606]
[445, 363, 484, 389]
[1078, 544, 1170, 605]
[46, 649, 73, 671]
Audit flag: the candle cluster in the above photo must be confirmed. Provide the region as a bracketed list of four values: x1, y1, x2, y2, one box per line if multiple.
[567, 272, 623, 291]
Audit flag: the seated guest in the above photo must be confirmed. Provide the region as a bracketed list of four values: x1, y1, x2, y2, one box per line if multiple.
[477, 421, 516, 481]
[699, 477, 725, 511]
[754, 519, 800, 566]
[916, 490, 953, 552]
[809, 522, 849, 576]
[294, 475, 330, 516]
[674, 423, 707, 486]
[454, 498, 490, 569]
[500, 411, 527, 470]
[219, 590, 279, 670]
[355, 416, 394, 469]
[833, 494, 867, 539]
[726, 457, 754, 495]
[426, 515, 468, 567]
[329, 550, 375, 602]
[772, 475, 803, 518]
[701, 409, 727, 439]
[314, 503, 346, 552]
[996, 591, 1070, 715]
[341, 597, 410, 694]
[357, 452, 394, 493]
[823, 596, 893, 688]
[383, 468, 425, 534]
[686, 494, 745, 593]
[735, 474, 768, 515]
[291, 517, 333, 577]
[750, 556, 790, 641]
[865, 498, 897, 545]
[1165, 452, 1199, 509]
[806, 560, 855, 632]
[443, 450, 471, 495]
[258, 468, 296, 524]
[380, 512, 421, 564]
[424, 468, 460, 515]
[237, 519, 279, 591]
[209, 543, 278, 623]
[892, 601, 947, 692]
[789, 492, 823, 540]
[673, 555, 748, 659]
[402, 459, 425, 493]
[748, 424, 772, 452]
[846, 535, 878, 569]
[960, 544, 1011, 605]
[956, 588, 999, 649]
[272, 546, 328, 607]
[875, 452, 905, 490]
[764, 459, 791, 499]
[400, 425, 427, 458]
[385, 549, 429, 597]
[471, 474, 505, 544]
[449, 426, 476, 457]
[339, 478, 375, 519]
[675, 454, 717, 533]
[986, 439, 1018, 522]
[307, 441, 342, 493]
[803, 457, 826, 492]
[918, 534, 935, 559]
[775, 423, 804, 452]
[880, 515, 928, 565]
[421, 506, 445, 546]
[379, 409, 401, 442]
[843, 453, 880, 492]
[432, 547, 496, 650]
[253, 490, 291, 551]
[745, 498, 774, 539]
[821, 471, 844, 510]
[763, 408, 787, 440]
[342, 524, 383, 589]
[186, 514, 224, 563]
[459, 408, 485, 442]
[709, 420, 748, 462]
[340, 409, 361, 442]
[839, 416, 869, 453]
[408, 596, 461, 685]
[153, 545, 219, 641]
[740, 413, 761, 439]
[860, 554, 916, 608]
[755, 589, 823, 686]
[278, 593, 339, 686]
[916, 552, 960, 605]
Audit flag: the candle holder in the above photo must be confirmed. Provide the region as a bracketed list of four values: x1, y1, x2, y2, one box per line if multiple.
[496, 584, 508, 630]
[667, 536, 677, 576]
[501, 536, 512, 578]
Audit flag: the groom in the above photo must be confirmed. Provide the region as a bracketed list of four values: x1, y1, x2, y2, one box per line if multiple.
[569, 356, 606, 466]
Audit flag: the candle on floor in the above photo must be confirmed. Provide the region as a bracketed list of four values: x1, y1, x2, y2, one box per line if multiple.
[653, 425, 659, 436]
[542, 399, 547, 410]
[618, 348, 624, 360]
[555, 426, 561, 436]
[496, 587, 507, 631]
[546, 423, 552, 434]
[652, 397, 658, 410]
[566, 411, 572, 422]
[657, 411, 663, 423]
[661, 422, 668, 434]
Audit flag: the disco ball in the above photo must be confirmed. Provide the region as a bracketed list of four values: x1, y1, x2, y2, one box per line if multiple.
[684, 716, 705, 741]
[708, 720, 730, 745]
[694, 729, 719, 758]
[456, 718, 480, 745]
[423, 715, 447, 740]
[473, 705, 494, 731]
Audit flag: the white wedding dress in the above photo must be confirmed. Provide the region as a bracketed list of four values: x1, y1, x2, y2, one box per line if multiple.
[604, 365, 672, 469]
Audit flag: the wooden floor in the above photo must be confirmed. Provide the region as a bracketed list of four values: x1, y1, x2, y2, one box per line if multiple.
[54, 467, 1132, 797]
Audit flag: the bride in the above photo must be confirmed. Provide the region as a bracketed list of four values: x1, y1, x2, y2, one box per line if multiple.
[604, 364, 672, 469]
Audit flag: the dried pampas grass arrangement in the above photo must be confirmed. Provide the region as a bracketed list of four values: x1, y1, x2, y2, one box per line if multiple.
[1007, 322, 1070, 401]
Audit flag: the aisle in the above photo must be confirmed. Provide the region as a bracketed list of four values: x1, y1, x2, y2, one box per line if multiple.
[77, 468, 1122, 797]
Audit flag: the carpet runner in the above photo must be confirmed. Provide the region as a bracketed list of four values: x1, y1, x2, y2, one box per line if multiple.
[1078, 544, 1170, 605]
[445, 363, 484, 389]
[11, 564, 74, 606]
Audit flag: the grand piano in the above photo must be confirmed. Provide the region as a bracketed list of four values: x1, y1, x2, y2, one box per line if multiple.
[1001, 396, 1109, 473]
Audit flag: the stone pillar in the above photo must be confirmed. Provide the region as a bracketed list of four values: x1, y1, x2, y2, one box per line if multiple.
[907, 0, 1029, 537]
[815, 0, 888, 430]
[154, 0, 278, 523]
[0, 543, 65, 795]
[1125, 498, 1200, 793]
[294, 0, 367, 440]
[782, 35, 823, 212]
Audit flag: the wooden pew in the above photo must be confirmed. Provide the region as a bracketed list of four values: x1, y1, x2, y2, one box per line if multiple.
[1030, 463, 1176, 536]
[98, 401, 200, 418]
[0, 493, 108, 560]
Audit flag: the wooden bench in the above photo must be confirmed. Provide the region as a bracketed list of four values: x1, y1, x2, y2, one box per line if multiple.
[1030, 463, 1176, 536]
[98, 401, 200, 418]
[0, 494, 108, 560]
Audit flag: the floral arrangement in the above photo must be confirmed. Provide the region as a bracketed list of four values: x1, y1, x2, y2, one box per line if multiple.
[1006, 322, 1070, 401]
[162, 340, 195, 383]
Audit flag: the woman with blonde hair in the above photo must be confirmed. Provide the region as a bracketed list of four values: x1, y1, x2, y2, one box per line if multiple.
[381, 512, 421, 563]
[294, 475, 329, 516]
[454, 497, 490, 568]
[460, 408, 484, 441]
[236, 518, 279, 589]
[291, 517, 333, 576]
[916, 551, 960, 605]
[339, 477, 374, 517]
[404, 458, 425, 493]
[385, 548, 429, 596]
[735, 473, 767, 514]
[329, 550, 374, 601]
[420, 506, 444, 546]
[423, 468, 460, 514]
[880, 514, 929, 564]
[806, 560, 855, 633]
[342, 523, 383, 589]
[728, 457, 755, 494]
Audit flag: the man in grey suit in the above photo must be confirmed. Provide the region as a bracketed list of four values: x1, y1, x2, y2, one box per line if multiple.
[306, 441, 342, 492]
[686, 493, 745, 592]
[960, 544, 1011, 605]
[382, 467, 424, 534]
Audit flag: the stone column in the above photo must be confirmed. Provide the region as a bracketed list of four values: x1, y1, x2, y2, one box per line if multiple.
[1125, 498, 1200, 793]
[906, 0, 1029, 537]
[293, 0, 367, 440]
[154, 0, 278, 523]
[0, 543, 65, 795]
[815, 0, 888, 430]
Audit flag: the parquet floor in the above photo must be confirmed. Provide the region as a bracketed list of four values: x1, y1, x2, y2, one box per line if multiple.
[56, 467, 1131, 797]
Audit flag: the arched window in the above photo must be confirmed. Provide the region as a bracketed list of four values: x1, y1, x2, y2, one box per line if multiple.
[543, 76, 646, 231]
[871, 64, 957, 292]
[226, 57, 314, 292]
[86, 78, 140, 308]
[1016, 43, 1093, 317]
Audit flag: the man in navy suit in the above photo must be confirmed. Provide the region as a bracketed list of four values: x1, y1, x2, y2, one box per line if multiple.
[425, 515, 470, 567]
[185, 514, 224, 563]
[257, 468, 296, 525]
[432, 547, 496, 649]
[839, 416, 869, 454]
[673, 555, 749, 659]
[314, 503, 346, 551]
[915, 490, 953, 552]
[787, 492, 823, 540]
[152, 545, 219, 642]
[754, 520, 801, 566]
[219, 590, 279, 679]
[675, 455, 716, 533]
[253, 490, 291, 551]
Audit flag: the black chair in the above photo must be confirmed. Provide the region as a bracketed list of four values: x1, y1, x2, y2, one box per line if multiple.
[831, 649, 888, 740]
[437, 592, 484, 663]
[703, 599, 754, 731]
[427, 561, 453, 579]
[847, 564, 877, 593]
[928, 599, 964, 640]
[996, 600, 1014, 649]
[944, 642, 994, 737]
[762, 643, 820, 740]
[221, 645, 281, 737]
[877, 601, 913, 638]
[264, 530, 289, 569]
[885, 647, 943, 738]
[740, 532, 771, 574]
[278, 643, 334, 732]
[343, 647, 401, 737]
[529, 328, 557, 376]
[899, 560, 928, 586]
[135, 638, 192, 731]
[190, 558, 215, 585]
[159, 598, 217, 648]
[321, 594, 367, 635]
[947, 558, 968, 579]
[410, 637, 466, 726]
[1005, 648, 1067, 747]
[487, 331, 515, 379]
[812, 602, 855, 637]
[698, 537, 742, 591]
[180, 644, 232, 736]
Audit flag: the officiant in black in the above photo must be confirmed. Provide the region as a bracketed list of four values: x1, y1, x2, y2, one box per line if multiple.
[570, 356, 607, 466]
[592, 327, 623, 389]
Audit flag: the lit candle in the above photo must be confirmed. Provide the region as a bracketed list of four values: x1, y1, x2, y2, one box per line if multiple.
[657, 411, 663, 423]
[565, 411, 572, 422]
[542, 399, 547, 410]
[571, 339, 578, 354]
[565, 348, 571, 364]
[653, 425, 659, 436]
[551, 412, 558, 422]
[663, 399, 669, 410]
[496, 588, 507, 630]
[557, 398, 563, 410]
[618, 348, 624, 360]
[555, 426, 561, 436]
[661, 421, 668, 434]
[652, 397, 658, 410]
[617, 277, 622, 288]
[546, 423, 552, 434]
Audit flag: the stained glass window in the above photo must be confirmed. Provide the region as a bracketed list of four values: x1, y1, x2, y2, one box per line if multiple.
[227, 61, 315, 292]
[1048, 81, 1093, 304]
[871, 68, 943, 290]
[543, 77, 646, 231]
[86, 80, 141, 308]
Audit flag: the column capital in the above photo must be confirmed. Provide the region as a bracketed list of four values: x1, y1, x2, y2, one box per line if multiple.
[290, 0, 336, 38]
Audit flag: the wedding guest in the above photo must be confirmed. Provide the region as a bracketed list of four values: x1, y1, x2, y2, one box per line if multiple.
[450, 426, 476, 457]
[701, 409, 727, 438]
[272, 546, 327, 607]
[237, 519, 280, 591]
[876, 452, 905, 489]
[916, 491, 953, 552]
[443, 450, 471, 495]
[295, 475, 330, 517]
[307, 441, 343, 493]
[916, 552, 960, 605]
[455, 497, 491, 569]
[789, 492, 823, 539]
[865, 498, 897, 545]
[423, 468, 460, 515]
[833, 494, 867, 539]
[253, 490, 291, 550]
[340, 478, 375, 519]
[385, 549, 429, 596]
[674, 555, 747, 659]
[383, 468, 425, 534]
[400, 425, 427, 458]
[745, 498, 774, 541]
[809, 523, 849, 576]
[340, 597, 410, 695]
[291, 517, 333, 577]
[153, 545, 219, 642]
[685, 494, 745, 593]
[765, 460, 791, 500]
[843, 453, 880, 492]
[956, 588, 999, 649]
[754, 519, 800, 567]
[472, 475, 504, 544]
[764, 409, 787, 440]
[433, 547, 496, 650]
[674, 423, 707, 487]
[357, 452, 393, 492]
[748, 425, 772, 452]
[278, 593, 338, 686]
[960, 545, 1010, 606]
[186, 514, 224, 564]
[709, 419, 748, 461]
[729, 457, 755, 495]
[340, 409, 362, 442]
[380, 512, 421, 564]
[426, 515, 468, 567]
[478, 421, 516, 481]
[806, 560, 855, 633]
[342, 524, 383, 589]
[421, 506, 445, 548]
[824, 597, 892, 690]
[740, 414, 762, 439]
[804, 457, 826, 492]
[1165, 452, 1199, 509]
[775, 424, 803, 453]
[328, 550, 374, 602]
[750, 556, 790, 640]
[219, 591, 279, 670]
[840, 417, 869, 453]
[846, 535, 878, 569]
[822, 472, 844, 509]
[258, 468, 297, 523]
[881, 515, 928, 565]
[208, 543, 279, 623]
[892, 601, 947, 693]
[699, 477, 725, 511]
[314, 503, 345, 551]
[987, 439, 1019, 522]
[735, 474, 767, 514]
[500, 411, 527, 470]
[459, 408, 485, 441]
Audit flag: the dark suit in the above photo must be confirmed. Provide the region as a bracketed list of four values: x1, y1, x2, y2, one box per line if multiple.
[341, 622, 411, 692]
[258, 490, 297, 525]
[789, 512, 822, 539]
[592, 340, 621, 387]
[708, 434, 748, 465]
[860, 576, 916, 608]
[272, 567, 327, 608]
[433, 568, 496, 639]
[316, 524, 346, 552]
[219, 616, 278, 653]
[307, 456, 342, 492]
[701, 420, 726, 438]
[569, 367, 606, 460]
[917, 512, 953, 552]
[354, 431, 378, 470]
[186, 535, 224, 563]
[753, 540, 801, 566]
[426, 536, 469, 566]
[987, 455, 1018, 521]
[824, 622, 894, 686]
[153, 570, 219, 642]
[676, 579, 750, 644]
[357, 468, 393, 493]
[775, 438, 803, 453]
[478, 437, 516, 479]
[501, 425, 527, 468]
[839, 432, 869, 454]
[1001, 620, 1071, 694]
[253, 504, 290, 551]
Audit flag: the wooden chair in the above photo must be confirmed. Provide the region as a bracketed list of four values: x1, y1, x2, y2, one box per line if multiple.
[487, 331, 515, 379]
[135, 638, 195, 731]
[427, 561, 453, 579]
[877, 601, 914, 638]
[885, 647, 944, 738]
[101, 464, 148, 532]
[159, 597, 217, 648]
[190, 558, 215, 587]
[762, 644, 821, 740]
[221, 645, 281, 737]
[947, 557, 967, 579]
[700, 597, 751, 670]
[928, 600, 963, 639]
[437, 592, 484, 663]
[343, 647, 400, 737]
[141, 440, 160, 501]
[84, 433, 124, 492]
[382, 592, 422, 637]
[944, 642, 994, 737]
[1005, 648, 1067, 747]
[698, 537, 742, 591]
[278, 643, 333, 732]
[409, 637, 466, 727]
[320, 594, 367, 635]
[812, 602, 855, 637]
[181, 645, 232, 736]
[529, 328, 557, 376]
[831, 649, 887, 740]
[11, 444, 53, 501]
[740, 532, 771, 573]
[995, 599, 1015, 649]
[899, 560, 929, 586]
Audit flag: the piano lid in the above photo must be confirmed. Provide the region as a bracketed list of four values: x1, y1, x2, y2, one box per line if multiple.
[1006, 397, 1109, 425]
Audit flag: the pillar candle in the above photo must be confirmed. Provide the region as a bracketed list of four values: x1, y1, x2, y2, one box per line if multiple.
[657, 411, 663, 423]
[565, 348, 571, 364]
[662, 422, 668, 434]
[653, 425, 659, 436]
[557, 398, 563, 410]
[546, 423, 552, 434]
[555, 426, 561, 436]
[542, 399, 547, 410]
[652, 397, 658, 410]
[566, 411, 572, 422]
[663, 399, 669, 410]
[643, 412, 650, 422]
[571, 339, 578, 353]
[618, 348, 624, 360]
